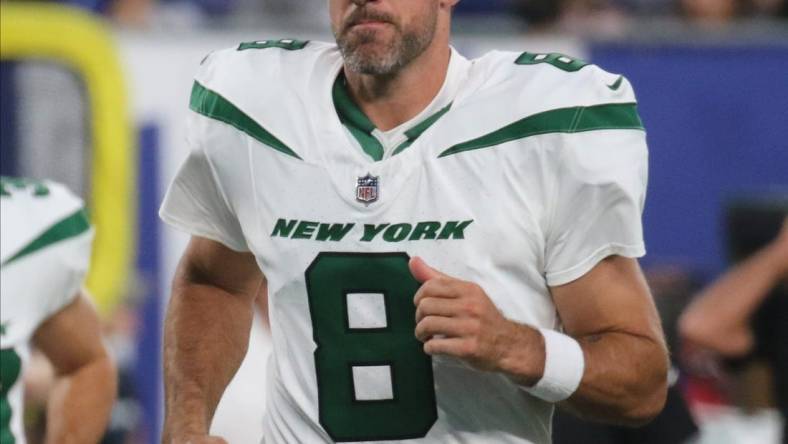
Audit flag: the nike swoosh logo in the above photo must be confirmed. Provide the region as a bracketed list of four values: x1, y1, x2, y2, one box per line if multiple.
[607, 76, 624, 91]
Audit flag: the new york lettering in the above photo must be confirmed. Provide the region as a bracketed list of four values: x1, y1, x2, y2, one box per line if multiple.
[271, 219, 473, 243]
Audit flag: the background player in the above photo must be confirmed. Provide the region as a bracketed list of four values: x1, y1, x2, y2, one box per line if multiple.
[681, 214, 788, 442]
[160, 0, 668, 442]
[0, 177, 117, 443]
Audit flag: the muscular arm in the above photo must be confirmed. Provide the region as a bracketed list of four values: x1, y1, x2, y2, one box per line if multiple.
[549, 256, 669, 424]
[679, 220, 788, 357]
[163, 237, 264, 443]
[413, 256, 668, 426]
[33, 292, 117, 444]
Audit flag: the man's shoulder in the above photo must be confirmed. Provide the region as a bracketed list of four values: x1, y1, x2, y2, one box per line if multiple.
[465, 49, 638, 110]
[194, 39, 340, 95]
[0, 177, 89, 266]
[187, 39, 341, 156]
[433, 50, 644, 160]
[0, 177, 85, 222]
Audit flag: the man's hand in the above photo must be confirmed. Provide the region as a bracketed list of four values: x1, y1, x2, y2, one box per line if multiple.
[410, 257, 543, 381]
[412, 255, 668, 426]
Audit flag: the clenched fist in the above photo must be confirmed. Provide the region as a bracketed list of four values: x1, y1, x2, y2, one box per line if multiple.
[410, 257, 543, 381]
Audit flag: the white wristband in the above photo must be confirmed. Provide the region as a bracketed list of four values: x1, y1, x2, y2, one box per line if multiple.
[523, 328, 585, 403]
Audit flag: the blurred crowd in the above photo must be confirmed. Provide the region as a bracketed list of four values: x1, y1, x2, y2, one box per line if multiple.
[13, 0, 786, 31]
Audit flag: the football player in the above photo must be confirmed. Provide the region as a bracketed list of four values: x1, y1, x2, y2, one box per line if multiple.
[160, 0, 669, 442]
[1, 177, 116, 443]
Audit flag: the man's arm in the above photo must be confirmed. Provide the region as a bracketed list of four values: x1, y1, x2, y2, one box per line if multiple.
[412, 255, 668, 426]
[548, 256, 668, 424]
[32, 292, 117, 444]
[679, 219, 788, 357]
[163, 236, 264, 444]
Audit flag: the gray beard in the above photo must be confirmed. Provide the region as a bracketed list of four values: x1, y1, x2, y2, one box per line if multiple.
[336, 23, 435, 76]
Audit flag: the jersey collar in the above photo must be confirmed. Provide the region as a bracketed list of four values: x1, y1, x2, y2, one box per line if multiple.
[333, 48, 470, 162]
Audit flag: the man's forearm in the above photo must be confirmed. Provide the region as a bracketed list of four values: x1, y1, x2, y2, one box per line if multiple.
[45, 356, 116, 444]
[497, 323, 668, 426]
[163, 283, 255, 442]
[564, 331, 668, 425]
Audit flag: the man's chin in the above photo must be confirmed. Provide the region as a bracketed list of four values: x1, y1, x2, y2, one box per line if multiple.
[339, 30, 402, 74]
[343, 49, 400, 76]
[344, 41, 396, 63]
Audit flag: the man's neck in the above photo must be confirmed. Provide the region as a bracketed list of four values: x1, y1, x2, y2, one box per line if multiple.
[343, 42, 452, 132]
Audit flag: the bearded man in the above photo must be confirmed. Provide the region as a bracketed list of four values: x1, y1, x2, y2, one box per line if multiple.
[160, 1, 669, 443]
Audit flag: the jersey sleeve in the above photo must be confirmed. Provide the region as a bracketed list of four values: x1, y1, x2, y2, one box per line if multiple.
[159, 111, 249, 252]
[543, 127, 648, 287]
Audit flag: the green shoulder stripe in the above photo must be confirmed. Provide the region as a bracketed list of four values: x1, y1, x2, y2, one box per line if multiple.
[189, 82, 301, 160]
[2, 209, 91, 267]
[439, 103, 643, 158]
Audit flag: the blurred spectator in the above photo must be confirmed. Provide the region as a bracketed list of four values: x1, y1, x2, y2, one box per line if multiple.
[513, 0, 630, 36]
[680, 217, 787, 361]
[751, 0, 787, 16]
[680, 210, 788, 442]
[557, 0, 630, 35]
[455, 0, 513, 15]
[681, 0, 739, 24]
[23, 0, 785, 30]
[513, 0, 564, 28]
[513, 0, 787, 35]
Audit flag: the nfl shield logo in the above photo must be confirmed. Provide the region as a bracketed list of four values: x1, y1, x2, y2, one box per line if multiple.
[356, 174, 379, 204]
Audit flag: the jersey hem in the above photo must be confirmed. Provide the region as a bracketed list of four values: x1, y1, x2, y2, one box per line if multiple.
[159, 210, 250, 253]
[545, 242, 645, 287]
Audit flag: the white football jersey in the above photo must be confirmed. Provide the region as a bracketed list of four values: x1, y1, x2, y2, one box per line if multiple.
[161, 40, 648, 444]
[0, 178, 94, 444]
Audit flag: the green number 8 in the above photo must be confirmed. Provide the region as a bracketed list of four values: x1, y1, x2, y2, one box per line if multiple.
[237, 39, 309, 51]
[305, 253, 437, 442]
[515, 51, 589, 72]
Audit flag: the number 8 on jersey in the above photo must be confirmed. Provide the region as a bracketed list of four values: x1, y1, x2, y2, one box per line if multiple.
[305, 252, 437, 442]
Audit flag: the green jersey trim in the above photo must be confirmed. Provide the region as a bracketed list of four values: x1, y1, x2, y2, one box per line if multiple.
[332, 75, 384, 161]
[438, 103, 643, 158]
[392, 104, 452, 156]
[2, 209, 91, 267]
[189, 82, 302, 160]
[332, 74, 452, 161]
[0, 176, 50, 197]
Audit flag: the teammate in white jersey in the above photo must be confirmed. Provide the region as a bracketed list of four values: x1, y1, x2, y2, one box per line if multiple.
[0, 177, 116, 443]
[160, 0, 669, 443]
